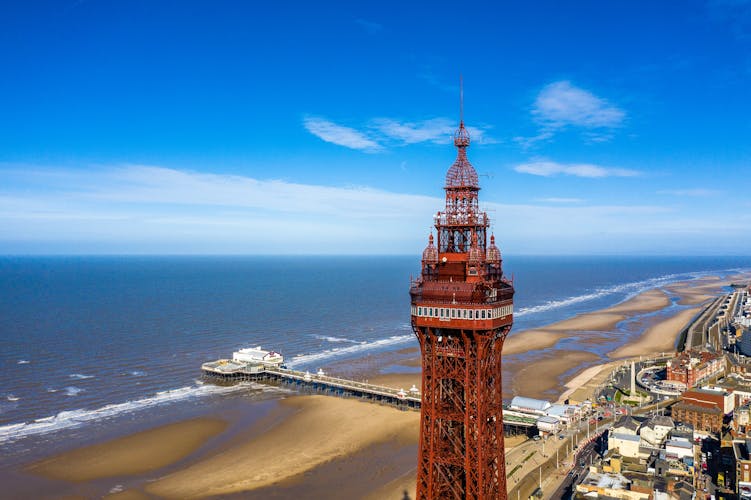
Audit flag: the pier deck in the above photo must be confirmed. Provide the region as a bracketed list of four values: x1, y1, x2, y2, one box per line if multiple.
[202, 359, 422, 409]
[201, 359, 537, 431]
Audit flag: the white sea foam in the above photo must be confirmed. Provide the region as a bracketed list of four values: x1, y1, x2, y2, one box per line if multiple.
[312, 334, 361, 344]
[17, 360, 30, 365]
[69, 373, 95, 380]
[6, 395, 20, 402]
[514, 271, 712, 318]
[64, 386, 84, 396]
[0, 383, 257, 444]
[129, 370, 147, 377]
[288, 334, 414, 368]
[46, 388, 59, 393]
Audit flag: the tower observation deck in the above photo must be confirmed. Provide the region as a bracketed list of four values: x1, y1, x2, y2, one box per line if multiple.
[409, 114, 514, 499]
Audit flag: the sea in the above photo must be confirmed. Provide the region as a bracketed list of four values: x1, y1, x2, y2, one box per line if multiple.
[1, 255, 749, 462]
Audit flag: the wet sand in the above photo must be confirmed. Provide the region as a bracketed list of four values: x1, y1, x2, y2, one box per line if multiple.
[609, 306, 702, 358]
[27, 417, 227, 482]
[145, 395, 419, 498]
[512, 350, 601, 400]
[503, 288, 669, 355]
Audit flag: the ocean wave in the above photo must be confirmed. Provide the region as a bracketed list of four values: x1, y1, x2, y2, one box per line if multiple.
[69, 373, 95, 380]
[64, 386, 84, 396]
[514, 271, 714, 318]
[312, 334, 361, 344]
[6, 395, 20, 402]
[17, 360, 30, 365]
[129, 370, 147, 377]
[288, 334, 414, 368]
[0, 383, 259, 445]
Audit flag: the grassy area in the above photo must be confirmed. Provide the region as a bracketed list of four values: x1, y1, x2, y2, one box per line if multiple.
[522, 451, 536, 463]
[614, 388, 649, 406]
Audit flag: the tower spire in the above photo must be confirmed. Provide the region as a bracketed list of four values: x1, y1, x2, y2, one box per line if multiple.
[453, 76, 470, 150]
[460, 74, 464, 126]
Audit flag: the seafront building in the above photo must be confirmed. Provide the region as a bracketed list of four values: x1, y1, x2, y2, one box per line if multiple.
[509, 396, 552, 415]
[666, 350, 726, 389]
[671, 387, 733, 433]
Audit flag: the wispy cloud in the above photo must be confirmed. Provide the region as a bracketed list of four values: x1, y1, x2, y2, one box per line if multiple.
[371, 118, 452, 144]
[514, 160, 639, 178]
[303, 116, 382, 152]
[417, 70, 458, 94]
[371, 118, 496, 145]
[657, 188, 722, 197]
[355, 18, 382, 35]
[533, 197, 585, 203]
[533, 81, 625, 129]
[303, 116, 495, 151]
[516, 81, 626, 147]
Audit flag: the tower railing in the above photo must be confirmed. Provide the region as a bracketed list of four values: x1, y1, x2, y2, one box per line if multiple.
[434, 212, 488, 227]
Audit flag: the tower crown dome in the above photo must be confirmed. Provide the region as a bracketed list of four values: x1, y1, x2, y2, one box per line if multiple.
[468, 232, 483, 265]
[486, 234, 501, 264]
[454, 121, 470, 148]
[422, 233, 438, 264]
[445, 122, 479, 189]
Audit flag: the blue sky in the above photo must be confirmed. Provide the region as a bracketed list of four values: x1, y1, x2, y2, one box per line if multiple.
[1, 1, 750, 254]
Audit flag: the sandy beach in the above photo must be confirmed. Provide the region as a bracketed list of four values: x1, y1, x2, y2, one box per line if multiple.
[609, 306, 702, 358]
[503, 288, 670, 355]
[145, 395, 419, 498]
[27, 418, 228, 482]
[16, 272, 751, 499]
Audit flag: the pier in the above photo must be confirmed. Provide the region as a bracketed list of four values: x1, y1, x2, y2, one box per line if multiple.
[201, 359, 537, 434]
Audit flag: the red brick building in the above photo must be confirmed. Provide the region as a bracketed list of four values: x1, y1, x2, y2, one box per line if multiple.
[672, 403, 723, 433]
[666, 350, 725, 388]
[671, 388, 733, 433]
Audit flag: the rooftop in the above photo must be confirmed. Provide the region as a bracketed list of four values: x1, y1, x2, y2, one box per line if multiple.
[665, 439, 692, 450]
[611, 432, 641, 443]
[510, 396, 551, 412]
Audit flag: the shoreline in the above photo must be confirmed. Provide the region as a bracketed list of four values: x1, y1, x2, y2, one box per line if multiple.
[10, 270, 751, 498]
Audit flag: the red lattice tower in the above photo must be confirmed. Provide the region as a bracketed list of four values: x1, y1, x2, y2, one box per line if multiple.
[409, 115, 514, 499]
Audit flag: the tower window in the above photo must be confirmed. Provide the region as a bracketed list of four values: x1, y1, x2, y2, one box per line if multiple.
[481, 310, 486, 319]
